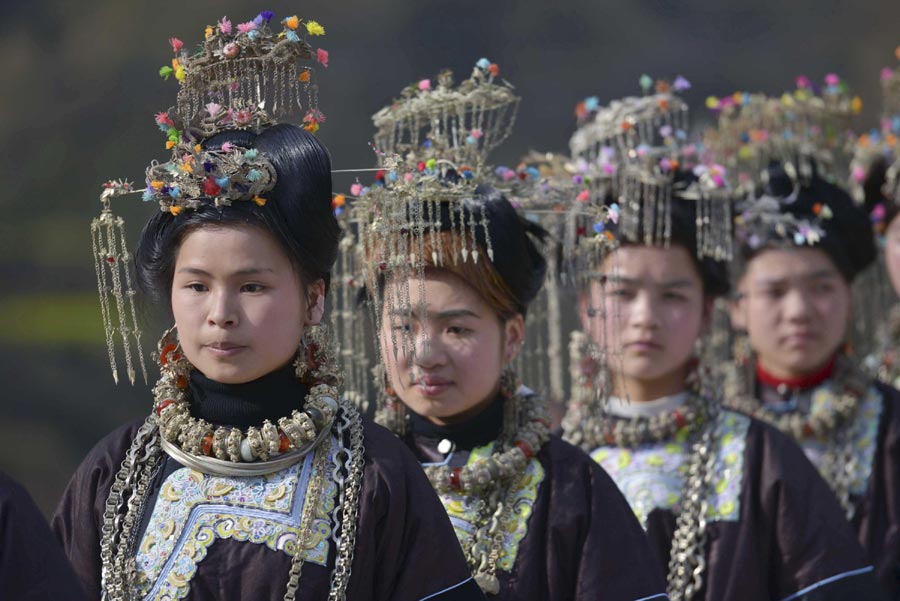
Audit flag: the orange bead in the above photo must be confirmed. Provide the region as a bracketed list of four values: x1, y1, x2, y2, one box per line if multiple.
[201, 433, 214, 456]
[278, 430, 291, 453]
[155, 399, 176, 415]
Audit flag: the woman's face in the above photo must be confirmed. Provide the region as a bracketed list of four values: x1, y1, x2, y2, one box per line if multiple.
[731, 247, 851, 378]
[885, 216, 900, 298]
[171, 225, 324, 384]
[379, 269, 524, 425]
[580, 245, 707, 400]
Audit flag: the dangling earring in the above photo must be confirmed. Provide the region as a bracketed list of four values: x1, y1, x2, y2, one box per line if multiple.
[155, 324, 190, 389]
[92, 182, 147, 385]
[372, 363, 407, 435]
[293, 323, 342, 388]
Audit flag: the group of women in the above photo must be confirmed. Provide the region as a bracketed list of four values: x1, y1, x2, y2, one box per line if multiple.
[5, 8, 900, 601]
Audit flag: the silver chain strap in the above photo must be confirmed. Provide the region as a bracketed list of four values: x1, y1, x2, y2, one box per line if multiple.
[665, 402, 720, 601]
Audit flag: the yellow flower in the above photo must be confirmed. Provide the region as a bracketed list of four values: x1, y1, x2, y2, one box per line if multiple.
[205, 25, 213, 39]
[170, 206, 184, 216]
[851, 96, 863, 114]
[150, 181, 164, 190]
[172, 58, 180, 70]
[180, 162, 193, 174]
[194, 144, 202, 153]
[253, 196, 267, 206]
[285, 15, 299, 30]
[305, 20, 325, 35]
[165, 140, 176, 149]
[175, 66, 185, 82]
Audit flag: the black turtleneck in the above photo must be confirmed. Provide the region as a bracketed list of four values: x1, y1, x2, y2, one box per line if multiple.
[188, 363, 309, 429]
[407, 392, 505, 463]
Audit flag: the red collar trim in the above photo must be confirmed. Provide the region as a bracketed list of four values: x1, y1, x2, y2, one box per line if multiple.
[756, 355, 837, 391]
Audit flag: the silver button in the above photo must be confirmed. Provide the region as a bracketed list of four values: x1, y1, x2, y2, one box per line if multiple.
[437, 439, 454, 454]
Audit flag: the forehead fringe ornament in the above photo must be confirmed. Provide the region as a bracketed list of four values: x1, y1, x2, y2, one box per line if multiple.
[705, 74, 862, 194]
[570, 75, 733, 261]
[340, 59, 520, 413]
[92, 10, 329, 384]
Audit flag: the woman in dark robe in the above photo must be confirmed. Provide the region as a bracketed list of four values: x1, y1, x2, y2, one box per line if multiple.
[725, 162, 900, 597]
[560, 85, 885, 600]
[351, 63, 669, 600]
[52, 12, 482, 601]
[0, 471, 85, 600]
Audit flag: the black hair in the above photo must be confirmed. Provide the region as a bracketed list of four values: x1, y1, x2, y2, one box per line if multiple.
[469, 184, 548, 314]
[737, 162, 876, 282]
[134, 123, 338, 311]
[363, 182, 548, 318]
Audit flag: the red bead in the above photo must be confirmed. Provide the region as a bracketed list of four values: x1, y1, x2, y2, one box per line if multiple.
[449, 467, 461, 490]
[802, 423, 814, 438]
[604, 431, 616, 445]
[155, 399, 176, 415]
[175, 375, 188, 389]
[106, 256, 116, 264]
[673, 410, 686, 430]
[515, 440, 534, 460]
[201, 177, 221, 197]
[201, 433, 214, 456]
[278, 430, 291, 453]
[160, 343, 178, 366]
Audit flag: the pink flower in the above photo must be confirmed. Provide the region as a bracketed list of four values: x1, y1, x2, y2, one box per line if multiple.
[882, 67, 894, 82]
[205, 102, 222, 117]
[237, 21, 257, 33]
[350, 184, 362, 196]
[404, 173, 414, 183]
[221, 142, 234, 152]
[853, 166, 866, 182]
[223, 43, 240, 58]
[317, 48, 329, 68]
[218, 17, 232, 35]
[233, 109, 253, 127]
[795, 75, 811, 89]
[825, 73, 840, 86]
[155, 112, 173, 127]
[170, 37, 183, 53]
[469, 128, 483, 140]
[418, 79, 431, 91]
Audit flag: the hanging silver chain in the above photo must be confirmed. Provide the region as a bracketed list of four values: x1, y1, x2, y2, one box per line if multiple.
[665, 401, 720, 601]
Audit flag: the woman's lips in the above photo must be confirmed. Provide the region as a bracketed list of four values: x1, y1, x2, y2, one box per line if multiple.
[205, 342, 247, 357]
[625, 340, 663, 353]
[414, 376, 452, 397]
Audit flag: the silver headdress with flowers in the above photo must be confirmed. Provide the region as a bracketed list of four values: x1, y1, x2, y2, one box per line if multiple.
[91, 11, 330, 384]
[705, 74, 862, 195]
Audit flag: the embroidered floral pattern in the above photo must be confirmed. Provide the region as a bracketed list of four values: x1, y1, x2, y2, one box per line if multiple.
[134, 436, 339, 600]
[591, 410, 750, 527]
[799, 384, 883, 496]
[435, 443, 545, 572]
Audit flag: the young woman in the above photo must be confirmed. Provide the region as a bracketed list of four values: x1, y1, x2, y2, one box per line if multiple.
[561, 162, 884, 598]
[52, 14, 482, 601]
[726, 165, 900, 596]
[362, 184, 668, 600]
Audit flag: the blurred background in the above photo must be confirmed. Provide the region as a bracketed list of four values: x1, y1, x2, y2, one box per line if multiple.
[2, 0, 898, 515]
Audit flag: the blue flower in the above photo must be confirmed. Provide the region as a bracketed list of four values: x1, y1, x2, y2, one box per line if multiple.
[593, 222, 605, 233]
[244, 149, 259, 160]
[476, 58, 491, 70]
[142, 188, 155, 202]
[286, 30, 300, 42]
[584, 96, 599, 112]
[216, 176, 231, 187]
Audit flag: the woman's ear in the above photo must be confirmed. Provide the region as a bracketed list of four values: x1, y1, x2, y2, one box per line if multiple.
[503, 314, 526, 364]
[306, 279, 327, 325]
